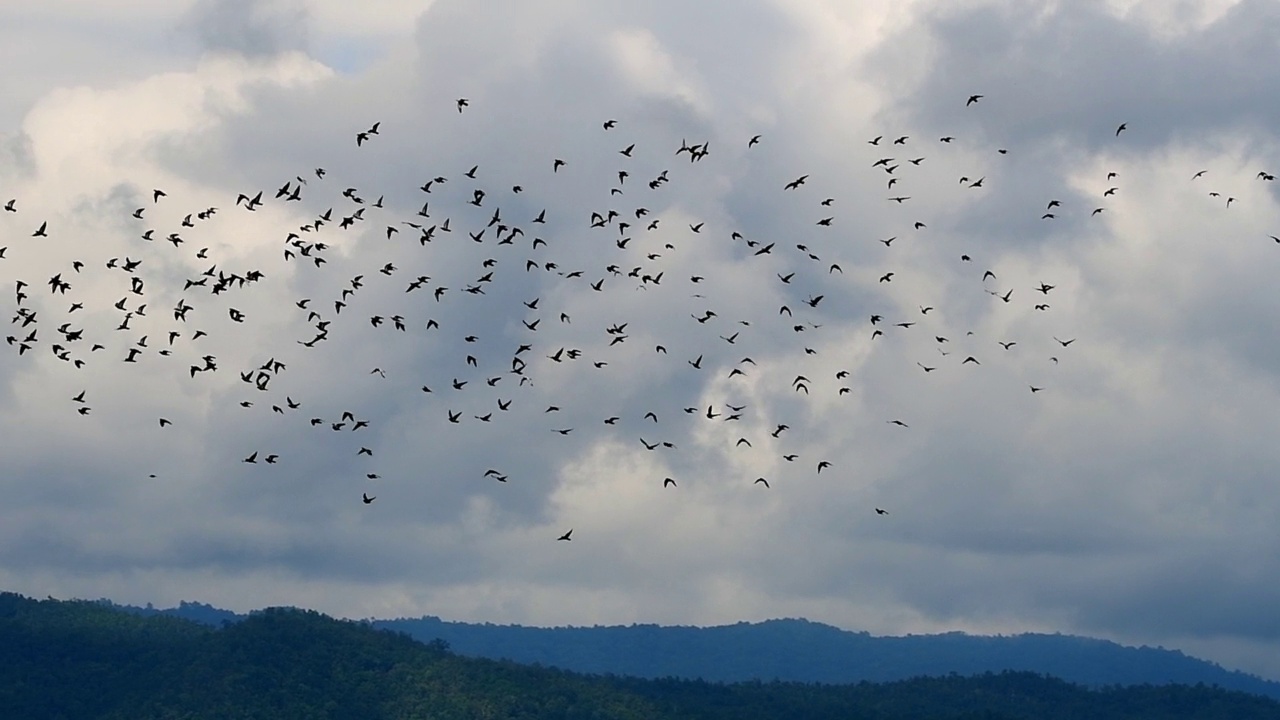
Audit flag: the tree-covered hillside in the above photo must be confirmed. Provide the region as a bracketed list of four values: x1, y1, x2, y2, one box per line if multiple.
[4, 593, 1280, 719]
[122, 600, 1280, 699]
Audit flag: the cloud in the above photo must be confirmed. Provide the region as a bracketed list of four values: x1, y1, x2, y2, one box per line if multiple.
[184, 0, 311, 58]
[2, 0, 1280, 683]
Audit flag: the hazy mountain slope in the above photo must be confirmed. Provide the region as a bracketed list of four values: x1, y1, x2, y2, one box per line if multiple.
[6, 593, 1280, 719]
[111, 599, 1280, 700]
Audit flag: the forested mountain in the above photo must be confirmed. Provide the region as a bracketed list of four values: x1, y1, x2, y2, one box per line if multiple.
[119, 599, 1280, 699]
[5, 593, 1280, 719]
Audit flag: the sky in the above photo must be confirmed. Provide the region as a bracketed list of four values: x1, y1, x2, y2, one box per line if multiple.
[2, 0, 1280, 681]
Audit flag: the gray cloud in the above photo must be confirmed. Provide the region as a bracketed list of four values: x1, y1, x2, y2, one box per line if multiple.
[184, 0, 310, 58]
[2, 0, 1280, 683]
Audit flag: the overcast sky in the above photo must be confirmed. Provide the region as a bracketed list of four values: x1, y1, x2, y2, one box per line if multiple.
[3, 0, 1280, 680]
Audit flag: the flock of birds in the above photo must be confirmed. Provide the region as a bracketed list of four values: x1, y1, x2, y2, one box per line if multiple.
[3, 93, 1272, 542]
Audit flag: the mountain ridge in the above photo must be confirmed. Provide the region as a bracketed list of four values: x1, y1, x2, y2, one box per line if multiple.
[4, 592, 1279, 719]
[106, 599, 1280, 700]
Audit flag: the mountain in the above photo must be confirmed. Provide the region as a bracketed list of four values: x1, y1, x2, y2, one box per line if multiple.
[373, 616, 1280, 699]
[110, 599, 1280, 700]
[6, 592, 1280, 719]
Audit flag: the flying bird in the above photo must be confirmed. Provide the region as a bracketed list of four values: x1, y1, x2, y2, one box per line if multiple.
[784, 175, 808, 190]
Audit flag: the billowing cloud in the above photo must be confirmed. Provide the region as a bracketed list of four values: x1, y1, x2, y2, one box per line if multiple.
[2, 0, 1280, 683]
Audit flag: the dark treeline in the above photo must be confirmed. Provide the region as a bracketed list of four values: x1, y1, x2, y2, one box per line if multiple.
[120, 599, 1280, 699]
[4, 593, 1280, 719]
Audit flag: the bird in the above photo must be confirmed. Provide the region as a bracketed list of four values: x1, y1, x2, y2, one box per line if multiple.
[557, 529, 573, 541]
[1, 73, 1188, 560]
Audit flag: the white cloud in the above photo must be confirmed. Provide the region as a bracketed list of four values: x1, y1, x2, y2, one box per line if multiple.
[2, 0, 1280, 683]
